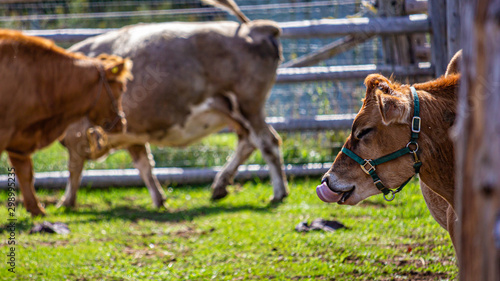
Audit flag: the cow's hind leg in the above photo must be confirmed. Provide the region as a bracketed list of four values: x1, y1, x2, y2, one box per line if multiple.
[248, 117, 289, 202]
[211, 132, 256, 200]
[127, 144, 166, 208]
[57, 150, 86, 208]
[8, 153, 46, 216]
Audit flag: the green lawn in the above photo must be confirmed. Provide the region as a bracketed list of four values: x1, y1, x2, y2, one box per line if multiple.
[0, 178, 457, 280]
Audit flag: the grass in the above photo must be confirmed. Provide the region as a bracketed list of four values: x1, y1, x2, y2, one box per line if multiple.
[0, 178, 457, 280]
[0, 130, 456, 280]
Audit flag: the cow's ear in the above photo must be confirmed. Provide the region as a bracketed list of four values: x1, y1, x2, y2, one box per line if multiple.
[445, 49, 462, 76]
[376, 91, 410, 125]
[104, 58, 133, 82]
[364, 74, 392, 97]
[364, 74, 410, 125]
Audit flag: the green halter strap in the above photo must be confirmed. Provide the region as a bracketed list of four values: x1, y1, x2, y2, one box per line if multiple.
[341, 86, 422, 201]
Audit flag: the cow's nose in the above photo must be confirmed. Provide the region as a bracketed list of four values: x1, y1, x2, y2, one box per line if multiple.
[321, 174, 330, 186]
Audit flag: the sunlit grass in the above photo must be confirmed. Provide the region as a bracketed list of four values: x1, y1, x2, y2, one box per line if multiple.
[0, 179, 457, 280]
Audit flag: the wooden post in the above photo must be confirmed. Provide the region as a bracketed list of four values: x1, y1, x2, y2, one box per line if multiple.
[454, 0, 500, 280]
[428, 0, 448, 76]
[378, 0, 412, 66]
[405, 0, 428, 14]
[405, 0, 430, 64]
[446, 0, 461, 61]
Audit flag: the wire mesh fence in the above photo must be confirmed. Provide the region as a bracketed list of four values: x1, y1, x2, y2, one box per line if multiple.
[0, 0, 425, 174]
[0, 1, 363, 29]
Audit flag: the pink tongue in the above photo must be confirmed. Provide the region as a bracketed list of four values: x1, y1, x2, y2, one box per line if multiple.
[316, 182, 343, 203]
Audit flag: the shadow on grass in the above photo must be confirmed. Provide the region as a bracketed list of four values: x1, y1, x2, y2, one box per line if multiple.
[64, 202, 277, 225]
[1, 203, 276, 233]
[0, 217, 35, 234]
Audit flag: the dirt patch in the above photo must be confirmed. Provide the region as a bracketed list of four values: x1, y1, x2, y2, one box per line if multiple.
[15, 194, 60, 207]
[288, 276, 334, 280]
[381, 271, 451, 281]
[124, 246, 175, 259]
[124, 246, 177, 267]
[288, 272, 450, 281]
[167, 225, 216, 238]
[27, 240, 70, 248]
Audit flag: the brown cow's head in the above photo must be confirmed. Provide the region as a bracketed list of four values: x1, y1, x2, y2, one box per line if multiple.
[87, 54, 133, 133]
[319, 74, 418, 205]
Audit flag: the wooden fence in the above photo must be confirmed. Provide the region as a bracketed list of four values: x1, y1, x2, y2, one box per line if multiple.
[454, 0, 499, 279]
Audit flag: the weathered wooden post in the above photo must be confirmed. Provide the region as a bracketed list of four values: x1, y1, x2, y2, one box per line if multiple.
[405, 0, 431, 68]
[453, 0, 500, 279]
[378, 0, 413, 66]
[446, 0, 461, 61]
[428, 0, 448, 76]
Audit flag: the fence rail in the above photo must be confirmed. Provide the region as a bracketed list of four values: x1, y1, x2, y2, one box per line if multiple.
[276, 64, 433, 83]
[280, 14, 429, 38]
[0, 163, 333, 190]
[265, 114, 355, 132]
[0, 1, 354, 22]
[21, 14, 430, 42]
[1, 114, 354, 187]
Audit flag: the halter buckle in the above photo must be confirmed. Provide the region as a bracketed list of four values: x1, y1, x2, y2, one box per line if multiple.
[412, 116, 421, 133]
[360, 160, 376, 174]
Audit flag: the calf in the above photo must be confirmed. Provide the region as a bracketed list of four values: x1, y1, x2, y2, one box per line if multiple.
[58, 0, 288, 208]
[0, 29, 131, 216]
[317, 69, 460, 251]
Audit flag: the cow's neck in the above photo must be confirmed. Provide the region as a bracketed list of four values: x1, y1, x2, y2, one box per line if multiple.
[412, 76, 459, 208]
[53, 59, 100, 118]
[36, 59, 101, 147]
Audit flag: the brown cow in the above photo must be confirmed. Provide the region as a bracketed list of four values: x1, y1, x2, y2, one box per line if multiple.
[0, 29, 132, 216]
[317, 71, 461, 251]
[57, 0, 288, 208]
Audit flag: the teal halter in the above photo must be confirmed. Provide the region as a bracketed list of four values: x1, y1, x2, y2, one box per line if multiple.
[341, 86, 422, 201]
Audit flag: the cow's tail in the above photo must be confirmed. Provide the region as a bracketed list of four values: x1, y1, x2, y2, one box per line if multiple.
[202, 0, 250, 23]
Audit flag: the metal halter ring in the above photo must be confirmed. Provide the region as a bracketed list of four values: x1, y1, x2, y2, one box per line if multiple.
[406, 141, 419, 153]
[383, 191, 396, 201]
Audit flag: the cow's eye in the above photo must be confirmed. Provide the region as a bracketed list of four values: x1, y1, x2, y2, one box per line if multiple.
[356, 128, 374, 139]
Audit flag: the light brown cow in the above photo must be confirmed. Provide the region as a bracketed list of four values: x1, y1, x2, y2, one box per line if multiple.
[0, 29, 132, 216]
[317, 71, 461, 250]
[57, 0, 288, 208]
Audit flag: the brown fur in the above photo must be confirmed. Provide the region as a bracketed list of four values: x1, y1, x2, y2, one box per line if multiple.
[322, 72, 460, 252]
[0, 29, 132, 216]
[0, 29, 83, 58]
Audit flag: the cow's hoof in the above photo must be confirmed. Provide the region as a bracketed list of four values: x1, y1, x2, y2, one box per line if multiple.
[56, 198, 76, 209]
[29, 206, 47, 217]
[270, 193, 288, 204]
[152, 198, 167, 209]
[211, 188, 228, 201]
